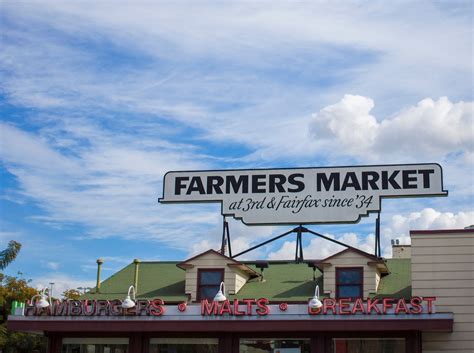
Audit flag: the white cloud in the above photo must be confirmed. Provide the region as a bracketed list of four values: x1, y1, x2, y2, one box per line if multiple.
[101, 256, 133, 264]
[385, 208, 474, 241]
[188, 240, 218, 257]
[267, 232, 375, 260]
[187, 219, 275, 260]
[310, 95, 473, 163]
[0, 230, 21, 243]
[375, 97, 473, 161]
[0, 122, 216, 248]
[1, 2, 472, 163]
[189, 237, 265, 260]
[0, 2, 472, 265]
[310, 95, 378, 155]
[379, 208, 474, 256]
[266, 208, 474, 260]
[0, 123, 79, 175]
[33, 273, 95, 299]
[80, 264, 122, 274]
[45, 262, 60, 270]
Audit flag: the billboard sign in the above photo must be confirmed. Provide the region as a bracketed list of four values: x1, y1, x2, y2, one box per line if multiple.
[159, 164, 447, 225]
[20, 296, 436, 317]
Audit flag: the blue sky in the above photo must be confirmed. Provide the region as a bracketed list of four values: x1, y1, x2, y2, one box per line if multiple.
[1, 1, 473, 296]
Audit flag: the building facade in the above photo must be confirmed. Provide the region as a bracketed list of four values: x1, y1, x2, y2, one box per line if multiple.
[8, 228, 473, 353]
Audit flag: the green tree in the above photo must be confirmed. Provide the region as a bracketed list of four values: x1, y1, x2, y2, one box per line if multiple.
[0, 241, 46, 353]
[0, 274, 47, 352]
[62, 288, 81, 300]
[0, 274, 38, 322]
[0, 241, 21, 270]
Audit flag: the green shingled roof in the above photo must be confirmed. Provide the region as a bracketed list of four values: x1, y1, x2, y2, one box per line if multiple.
[83, 258, 411, 302]
[83, 262, 187, 302]
[230, 263, 323, 302]
[376, 258, 411, 299]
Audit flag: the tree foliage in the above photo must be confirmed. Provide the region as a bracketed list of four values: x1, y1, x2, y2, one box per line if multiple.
[0, 241, 22, 270]
[0, 273, 47, 353]
[0, 273, 39, 321]
[0, 241, 47, 352]
[0, 329, 46, 353]
[62, 288, 82, 300]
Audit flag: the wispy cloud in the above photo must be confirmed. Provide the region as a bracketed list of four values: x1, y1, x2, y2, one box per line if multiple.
[33, 273, 95, 298]
[0, 1, 472, 286]
[45, 261, 60, 270]
[0, 121, 217, 247]
[0, 230, 22, 242]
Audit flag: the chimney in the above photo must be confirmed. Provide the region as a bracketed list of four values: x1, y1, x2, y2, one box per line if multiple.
[96, 258, 104, 293]
[391, 240, 411, 259]
[133, 259, 141, 294]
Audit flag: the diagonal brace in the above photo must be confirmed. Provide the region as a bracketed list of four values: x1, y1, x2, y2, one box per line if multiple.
[232, 227, 298, 258]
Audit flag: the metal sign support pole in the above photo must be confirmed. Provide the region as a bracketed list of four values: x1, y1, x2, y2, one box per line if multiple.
[375, 212, 381, 258]
[295, 225, 304, 263]
[225, 220, 232, 258]
[220, 217, 232, 257]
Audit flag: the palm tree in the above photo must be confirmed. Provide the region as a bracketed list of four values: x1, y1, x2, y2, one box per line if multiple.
[0, 241, 22, 270]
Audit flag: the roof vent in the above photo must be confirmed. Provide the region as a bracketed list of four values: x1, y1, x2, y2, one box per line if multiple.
[307, 263, 319, 281]
[255, 261, 268, 281]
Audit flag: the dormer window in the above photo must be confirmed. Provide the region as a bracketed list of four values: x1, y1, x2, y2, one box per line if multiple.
[336, 267, 363, 299]
[197, 269, 224, 301]
[318, 248, 388, 299]
[177, 249, 259, 301]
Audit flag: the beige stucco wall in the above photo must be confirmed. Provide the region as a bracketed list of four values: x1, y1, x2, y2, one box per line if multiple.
[183, 252, 251, 301]
[411, 230, 474, 353]
[234, 270, 248, 293]
[375, 271, 381, 292]
[323, 250, 379, 298]
[392, 245, 411, 258]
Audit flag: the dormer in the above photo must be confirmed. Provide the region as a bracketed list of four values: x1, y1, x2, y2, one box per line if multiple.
[177, 249, 259, 302]
[317, 248, 389, 298]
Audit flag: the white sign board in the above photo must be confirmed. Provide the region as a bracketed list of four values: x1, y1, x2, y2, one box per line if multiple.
[159, 164, 447, 225]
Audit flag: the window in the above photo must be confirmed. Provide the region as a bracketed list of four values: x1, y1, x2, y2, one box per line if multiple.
[240, 338, 311, 353]
[197, 269, 224, 301]
[332, 338, 405, 353]
[336, 267, 363, 299]
[149, 338, 218, 353]
[61, 338, 128, 353]
[61, 345, 127, 353]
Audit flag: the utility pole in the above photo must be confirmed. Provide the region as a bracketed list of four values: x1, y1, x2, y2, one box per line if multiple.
[49, 282, 55, 298]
